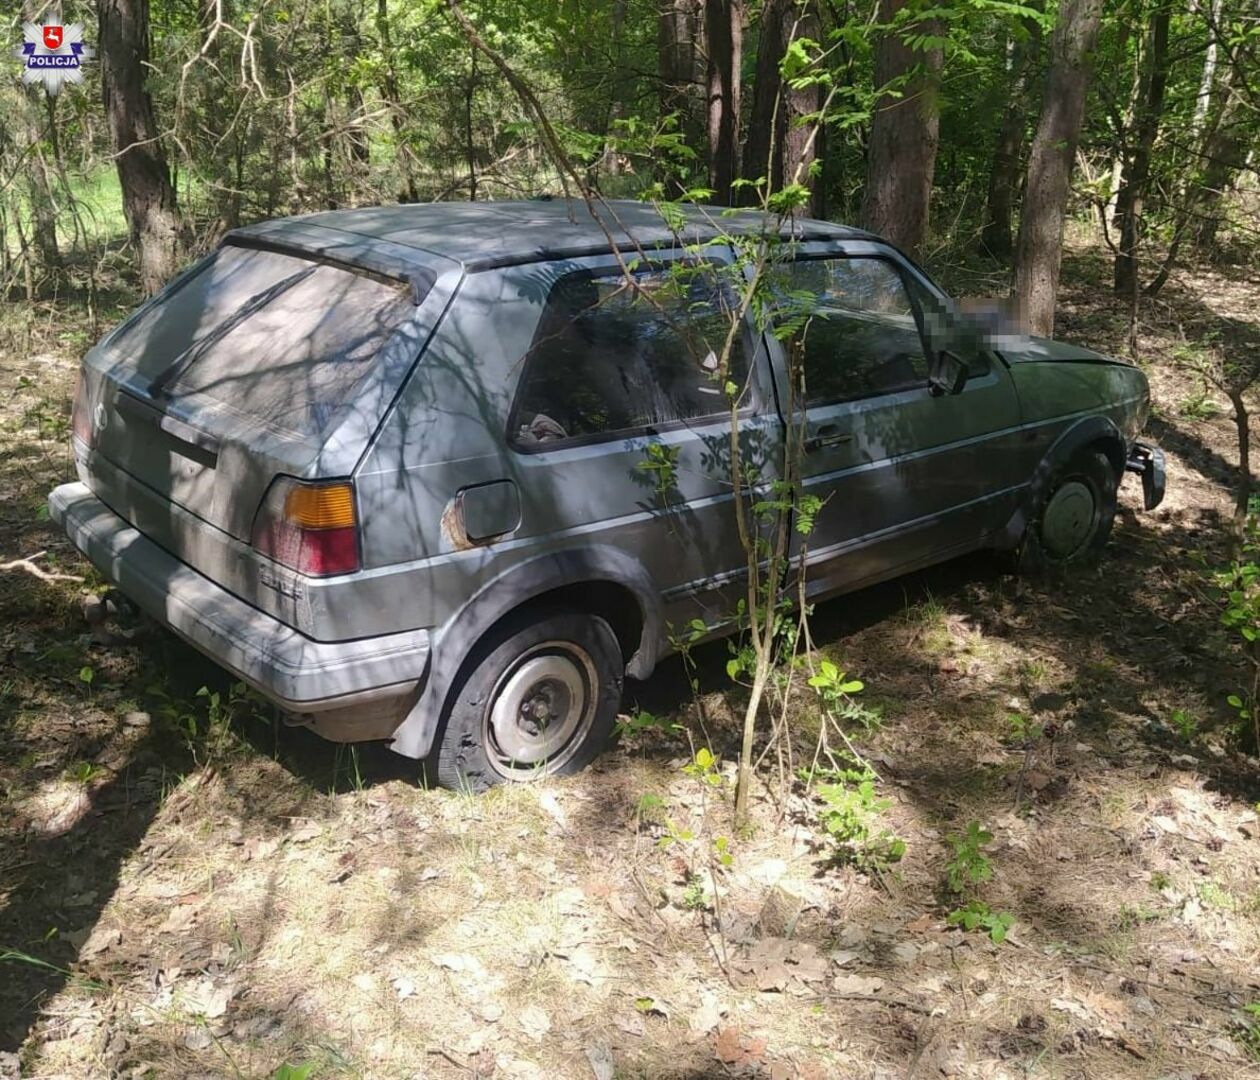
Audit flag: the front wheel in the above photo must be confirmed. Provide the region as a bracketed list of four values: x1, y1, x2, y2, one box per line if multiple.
[1019, 449, 1119, 573]
[433, 609, 623, 792]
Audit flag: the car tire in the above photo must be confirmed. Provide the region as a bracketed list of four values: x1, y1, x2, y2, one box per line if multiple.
[1019, 449, 1119, 573]
[432, 609, 623, 792]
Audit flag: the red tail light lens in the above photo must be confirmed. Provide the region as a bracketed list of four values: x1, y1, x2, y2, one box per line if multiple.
[252, 479, 361, 577]
[71, 372, 94, 448]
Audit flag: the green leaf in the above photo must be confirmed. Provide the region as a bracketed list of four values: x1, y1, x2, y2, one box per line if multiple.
[272, 1065, 316, 1080]
[695, 747, 715, 770]
[1228, 694, 1244, 708]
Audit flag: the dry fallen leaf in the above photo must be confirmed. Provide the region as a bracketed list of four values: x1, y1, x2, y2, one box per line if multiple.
[585, 1042, 614, 1080]
[67, 924, 121, 958]
[182, 978, 235, 1019]
[892, 942, 919, 964]
[1050, 997, 1091, 1022]
[832, 973, 885, 995]
[615, 1012, 646, 1037]
[715, 1026, 743, 1065]
[757, 961, 791, 992]
[538, 790, 567, 831]
[288, 819, 322, 843]
[689, 994, 725, 1037]
[714, 1026, 767, 1066]
[518, 1004, 551, 1041]
[433, 952, 485, 976]
[157, 904, 198, 935]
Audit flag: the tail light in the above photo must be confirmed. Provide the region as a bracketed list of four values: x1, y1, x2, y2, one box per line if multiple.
[252, 478, 361, 576]
[71, 371, 94, 448]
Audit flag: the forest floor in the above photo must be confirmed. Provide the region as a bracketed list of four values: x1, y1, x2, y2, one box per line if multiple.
[1, 244, 1260, 1080]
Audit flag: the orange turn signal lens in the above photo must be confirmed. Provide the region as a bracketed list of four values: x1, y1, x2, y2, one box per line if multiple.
[283, 483, 356, 530]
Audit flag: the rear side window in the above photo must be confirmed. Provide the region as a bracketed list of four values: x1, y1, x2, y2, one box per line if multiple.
[783, 257, 929, 405]
[105, 245, 417, 438]
[511, 267, 747, 447]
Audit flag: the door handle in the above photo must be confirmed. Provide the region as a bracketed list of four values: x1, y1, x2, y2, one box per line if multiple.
[804, 426, 853, 452]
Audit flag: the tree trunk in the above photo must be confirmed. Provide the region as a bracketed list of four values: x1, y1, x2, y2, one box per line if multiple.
[20, 87, 61, 287]
[465, 44, 478, 200]
[1114, 7, 1170, 297]
[742, 0, 785, 199]
[19, 0, 62, 288]
[742, 0, 823, 214]
[598, 0, 630, 179]
[659, 0, 702, 188]
[1146, 22, 1241, 295]
[1229, 388, 1251, 543]
[99, 0, 181, 295]
[705, 0, 742, 203]
[1191, 0, 1221, 135]
[1012, 0, 1103, 337]
[1192, 110, 1247, 254]
[981, 23, 1040, 258]
[860, 0, 943, 256]
[375, 0, 418, 202]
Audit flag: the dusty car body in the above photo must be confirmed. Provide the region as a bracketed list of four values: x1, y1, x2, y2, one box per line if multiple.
[49, 199, 1165, 787]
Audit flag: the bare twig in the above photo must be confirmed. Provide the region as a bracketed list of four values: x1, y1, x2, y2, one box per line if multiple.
[0, 551, 83, 583]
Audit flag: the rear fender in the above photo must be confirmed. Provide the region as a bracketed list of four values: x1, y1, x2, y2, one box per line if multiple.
[388, 546, 662, 759]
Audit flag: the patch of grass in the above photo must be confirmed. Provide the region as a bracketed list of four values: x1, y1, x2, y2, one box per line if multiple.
[1197, 880, 1236, 912]
[1178, 385, 1224, 420]
[1238, 1003, 1260, 1062]
[63, 760, 105, 784]
[1017, 658, 1049, 685]
[1118, 903, 1161, 930]
[906, 593, 951, 654]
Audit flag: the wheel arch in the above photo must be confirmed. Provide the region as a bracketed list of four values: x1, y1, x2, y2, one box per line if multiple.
[997, 414, 1126, 550]
[388, 546, 661, 759]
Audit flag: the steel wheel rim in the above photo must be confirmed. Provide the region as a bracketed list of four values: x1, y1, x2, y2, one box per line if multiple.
[1041, 478, 1098, 560]
[484, 641, 597, 780]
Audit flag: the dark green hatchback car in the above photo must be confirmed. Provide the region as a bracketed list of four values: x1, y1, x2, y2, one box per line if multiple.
[51, 200, 1165, 788]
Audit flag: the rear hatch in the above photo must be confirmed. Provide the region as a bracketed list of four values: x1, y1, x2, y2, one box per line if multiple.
[76, 230, 460, 631]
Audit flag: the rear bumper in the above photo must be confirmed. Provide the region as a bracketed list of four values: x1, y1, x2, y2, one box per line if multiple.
[1125, 441, 1166, 511]
[49, 482, 429, 735]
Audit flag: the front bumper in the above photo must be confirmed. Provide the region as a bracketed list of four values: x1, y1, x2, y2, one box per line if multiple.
[49, 482, 429, 736]
[1125, 441, 1166, 511]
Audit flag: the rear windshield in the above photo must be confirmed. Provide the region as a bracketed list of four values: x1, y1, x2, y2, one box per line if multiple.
[104, 245, 415, 438]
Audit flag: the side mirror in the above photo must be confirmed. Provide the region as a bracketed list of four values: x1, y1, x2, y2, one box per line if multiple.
[929, 350, 968, 396]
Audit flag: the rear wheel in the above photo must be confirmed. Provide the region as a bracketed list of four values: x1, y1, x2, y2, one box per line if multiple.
[1019, 449, 1119, 573]
[433, 609, 623, 791]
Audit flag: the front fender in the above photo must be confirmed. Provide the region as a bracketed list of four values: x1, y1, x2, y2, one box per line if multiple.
[388, 545, 663, 759]
[996, 414, 1127, 550]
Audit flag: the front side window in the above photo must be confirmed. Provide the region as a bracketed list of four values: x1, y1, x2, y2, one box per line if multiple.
[512, 267, 748, 447]
[781, 257, 929, 406]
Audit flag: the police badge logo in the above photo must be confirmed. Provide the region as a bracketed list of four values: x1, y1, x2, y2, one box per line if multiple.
[16, 20, 93, 95]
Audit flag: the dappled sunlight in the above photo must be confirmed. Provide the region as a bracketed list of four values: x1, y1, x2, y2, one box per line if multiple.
[4, 239, 1260, 1075]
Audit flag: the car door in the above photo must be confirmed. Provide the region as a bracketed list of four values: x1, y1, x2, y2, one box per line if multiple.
[767, 240, 1026, 599]
[492, 249, 782, 631]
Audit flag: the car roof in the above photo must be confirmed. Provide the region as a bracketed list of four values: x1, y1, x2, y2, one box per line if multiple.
[226, 198, 877, 274]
